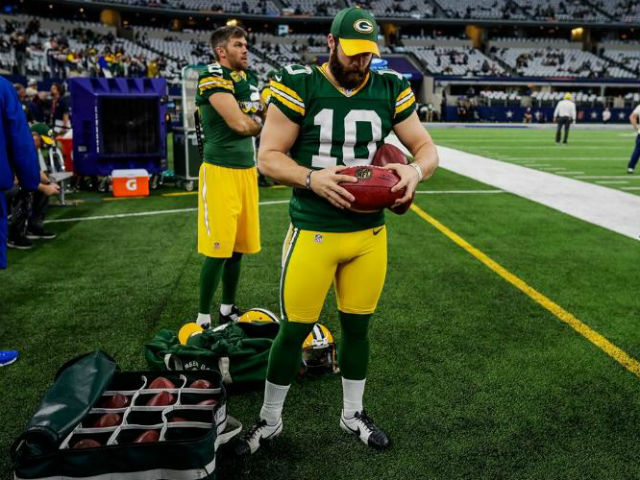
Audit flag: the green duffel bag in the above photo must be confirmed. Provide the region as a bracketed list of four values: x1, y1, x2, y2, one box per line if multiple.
[145, 322, 279, 384]
[12, 351, 239, 480]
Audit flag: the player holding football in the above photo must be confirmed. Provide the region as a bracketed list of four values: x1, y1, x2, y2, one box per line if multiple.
[235, 7, 438, 454]
[194, 26, 264, 327]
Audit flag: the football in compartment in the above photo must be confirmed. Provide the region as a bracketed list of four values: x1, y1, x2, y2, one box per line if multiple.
[134, 430, 160, 444]
[146, 391, 174, 406]
[148, 377, 175, 389]
[338, 166, 402, 212]
[372, 143, 414, 215]
[72, 439, 101, 449]
[93, 413, 122, 428]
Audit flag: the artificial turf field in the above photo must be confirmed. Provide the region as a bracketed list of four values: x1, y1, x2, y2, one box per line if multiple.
[2, 127, 639, 479]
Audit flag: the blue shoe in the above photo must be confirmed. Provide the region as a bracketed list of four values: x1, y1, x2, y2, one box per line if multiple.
[0, 350, 19, 366]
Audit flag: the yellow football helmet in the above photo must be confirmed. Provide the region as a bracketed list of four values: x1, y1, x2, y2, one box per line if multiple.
[178, 322, 204, 345]
[301, 323, 338, 373]
[237, 308, 280, 324]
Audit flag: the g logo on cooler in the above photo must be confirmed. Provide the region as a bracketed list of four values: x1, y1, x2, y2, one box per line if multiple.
[126, 178, 137, 191]
[353, 19, 374, 34]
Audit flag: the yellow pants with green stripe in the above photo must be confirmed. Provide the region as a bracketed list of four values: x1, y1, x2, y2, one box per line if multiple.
[280, 225, 387, 323]
[197, 163, 261, 258]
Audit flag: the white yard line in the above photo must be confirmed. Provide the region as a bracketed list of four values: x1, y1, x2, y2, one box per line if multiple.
[45, 200, 290, 224]
[596, 181, 629, 185]
[505, 157, 623, 161]
[415, 190, 503, 194]
[44, 192, 504, 225]
[576, 175, 640, 179]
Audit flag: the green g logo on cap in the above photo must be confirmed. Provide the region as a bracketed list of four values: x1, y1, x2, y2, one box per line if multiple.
[353, 19, 374, 34]
[330, 7, 380, 57]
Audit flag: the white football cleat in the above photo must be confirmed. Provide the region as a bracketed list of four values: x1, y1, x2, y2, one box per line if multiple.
[234, 417, 283, 456]
[340, 410, 390, 450]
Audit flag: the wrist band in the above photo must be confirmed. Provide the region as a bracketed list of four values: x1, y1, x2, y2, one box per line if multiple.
[410, 162, 423, 181]
[305, 169, 313, 189]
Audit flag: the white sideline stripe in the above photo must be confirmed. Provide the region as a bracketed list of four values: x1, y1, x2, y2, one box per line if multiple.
[45, 200, 289, 224]
[487, 146, 630, 150]
[507, 157, 622, 161]
[435, 145, 640, 241]
[415, 190, 503, 194]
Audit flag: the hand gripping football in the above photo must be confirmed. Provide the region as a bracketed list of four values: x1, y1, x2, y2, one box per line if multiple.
[372, 143, 414, 215]
[338, 166, 402, 212]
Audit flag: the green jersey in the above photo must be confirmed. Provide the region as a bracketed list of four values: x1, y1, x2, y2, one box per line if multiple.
[269, 63, 416, 232]
[195, 63, 262, 168]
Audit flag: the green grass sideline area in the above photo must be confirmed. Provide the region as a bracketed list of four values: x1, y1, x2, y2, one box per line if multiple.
[1, 154, 639, 478]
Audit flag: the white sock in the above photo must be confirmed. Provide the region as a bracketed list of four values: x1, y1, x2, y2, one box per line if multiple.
[259, 380, 290, 426]
[220, 304, 234, 316]
[342, 378, 366, 419]
[196, 313, 211, 327]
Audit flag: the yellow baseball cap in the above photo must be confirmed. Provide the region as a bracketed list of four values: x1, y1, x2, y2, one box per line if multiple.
[330, 7, 380, 57]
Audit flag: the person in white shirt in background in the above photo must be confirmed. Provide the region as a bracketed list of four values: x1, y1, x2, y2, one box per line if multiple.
[627, 104, 640, 174]
[553, 93, 577, 144]
[602, 107, 611, 124]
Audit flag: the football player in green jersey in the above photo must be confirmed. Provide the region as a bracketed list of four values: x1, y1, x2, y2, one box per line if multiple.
[235, 7, 439, 455]
[194, 26, 263, 328]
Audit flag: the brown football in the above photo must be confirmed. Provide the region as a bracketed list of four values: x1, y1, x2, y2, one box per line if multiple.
[134, 430, 160, 443]
[372, 143, 413, 215]
[148, 377, 175, 389]
[101, 394, 129, 409]
[372, 143, 407, 167]
[169, 417, 187, 423]
[93, 413, 122, 428]
[73, 439, 101, 449]
[188, 379, 213, 389]
[338, 166, 402, 212]
[146, 391, 174, 406]
[196, 398, 219, 406]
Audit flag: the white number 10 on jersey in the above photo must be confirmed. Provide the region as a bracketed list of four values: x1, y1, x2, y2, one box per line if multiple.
[311, 109, 382, 168]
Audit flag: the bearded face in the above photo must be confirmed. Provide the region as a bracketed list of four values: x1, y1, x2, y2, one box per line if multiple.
[328, 45, 371, 90]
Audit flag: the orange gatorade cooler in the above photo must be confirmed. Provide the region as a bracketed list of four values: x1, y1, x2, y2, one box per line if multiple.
[112, 169, 150, 197]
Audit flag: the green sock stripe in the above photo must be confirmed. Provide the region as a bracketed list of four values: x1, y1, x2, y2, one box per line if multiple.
[198, 256, 226, 314]
[338, 311, 371, 380]
[266, 318, 314, 385]
[279, 227, 299, 322]
[221, 252, 242, 305]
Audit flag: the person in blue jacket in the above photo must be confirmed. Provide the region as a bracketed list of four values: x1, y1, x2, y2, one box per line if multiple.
[0, 76, 40, 366]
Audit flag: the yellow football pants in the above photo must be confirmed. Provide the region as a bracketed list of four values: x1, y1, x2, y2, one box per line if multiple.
[197, 163, 261, 258]
[280, 225, 387, 323]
